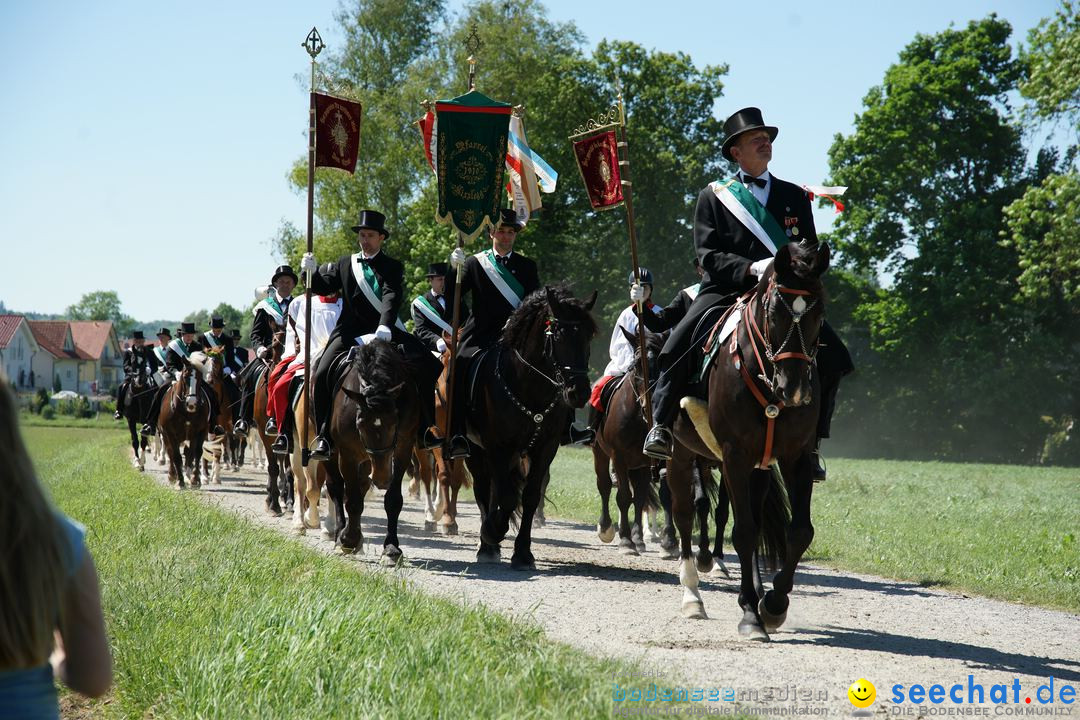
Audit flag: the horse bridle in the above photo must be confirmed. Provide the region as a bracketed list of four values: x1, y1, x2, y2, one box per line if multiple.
[745, 277, 821, 395]
[498, 315, 591, 454]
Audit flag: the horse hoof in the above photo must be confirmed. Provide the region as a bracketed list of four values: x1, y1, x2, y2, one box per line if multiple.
[696, 551, 714, 575]
[511, 553, 536, 571]
[738, 621, 770, 642]
[711, 559, 732, 578]
[532, 515, 546, 529]
[647, 530, 661, 543]
[265, 504, 283, 517]
[758, 592, 789, 632]
[423, 520, 437, 532]
[681, 601, 708, 620]
[659, 546, 680, 560]
[476, 546, 500, 564]
[597, 523, 616, 544]
[380, 546, 403, 567]
[339, 544, 358, 555]
[634, 542, 647, 555]
[439, 522, 458, 536]
[618, 539, 639, 556]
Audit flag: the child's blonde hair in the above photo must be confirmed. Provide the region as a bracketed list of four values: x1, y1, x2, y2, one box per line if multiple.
[0, 385, 67, 669]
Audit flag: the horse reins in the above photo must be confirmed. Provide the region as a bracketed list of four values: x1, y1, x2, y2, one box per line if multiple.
[731, 278, 820, 469]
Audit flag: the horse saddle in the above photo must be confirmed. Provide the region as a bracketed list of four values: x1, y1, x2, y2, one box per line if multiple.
[466, 346, 500, 409]
[592, 373, 627, 414]
[690, 303, 740, 386]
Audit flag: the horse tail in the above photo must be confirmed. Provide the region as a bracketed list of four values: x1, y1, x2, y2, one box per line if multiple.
[644, 471, 661, 513]
[757, 466, 790, 572]
[696, 460, 719, 507]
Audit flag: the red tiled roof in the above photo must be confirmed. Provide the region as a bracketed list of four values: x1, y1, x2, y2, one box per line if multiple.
[69, 321, 115, 360]
[0, 314, 24, 348]
[29, 321, 92, 360]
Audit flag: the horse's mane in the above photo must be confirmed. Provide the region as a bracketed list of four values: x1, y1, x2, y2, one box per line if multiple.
[188, 351, 208, 370]
[767, 240, 830, 295]
[353, 340, 406, 410]
[501, 284, 599, 348]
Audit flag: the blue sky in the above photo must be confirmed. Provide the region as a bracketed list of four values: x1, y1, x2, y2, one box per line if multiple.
[0, 0, 1057, 321]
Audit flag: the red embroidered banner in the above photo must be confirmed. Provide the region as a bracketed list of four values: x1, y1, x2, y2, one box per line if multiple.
[572, 130, 623, 210]
[313, 93, 362, 173]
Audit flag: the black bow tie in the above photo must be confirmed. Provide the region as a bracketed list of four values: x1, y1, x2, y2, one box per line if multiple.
[358, 256, 372, 264]
[497, 255, 510, 267]
[742, 174, 767, 189]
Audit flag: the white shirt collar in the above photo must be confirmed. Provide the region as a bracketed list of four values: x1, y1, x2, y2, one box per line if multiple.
[493, 248, 513, 259]
[361, 250, 381, 261]
[274, 291, 290, 304]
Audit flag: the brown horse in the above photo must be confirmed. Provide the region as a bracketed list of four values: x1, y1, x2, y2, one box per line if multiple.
[157, 353, 213, 488]
[289, 385, 328, 535]
[592, 328, 664, 555]
[668, 241, 829, 640]
[253, 332, 292, 516]
[323, 339, 420, 564]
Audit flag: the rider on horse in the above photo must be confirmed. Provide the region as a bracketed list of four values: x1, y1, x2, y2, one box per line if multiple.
[300, 209, 444, 461]
[641, 107, 853, 480]
[443, 209, 593, 459]
[234, 266, 296, 435]
[140, 321, 225, 437]
[114, 330, 155, 421]
[264, 291, 342, 455]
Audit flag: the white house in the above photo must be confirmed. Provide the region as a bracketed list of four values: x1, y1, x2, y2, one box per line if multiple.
[0, 314, 41, 389]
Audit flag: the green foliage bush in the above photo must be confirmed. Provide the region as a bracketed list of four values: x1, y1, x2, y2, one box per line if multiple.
[40, 405, 56, 420]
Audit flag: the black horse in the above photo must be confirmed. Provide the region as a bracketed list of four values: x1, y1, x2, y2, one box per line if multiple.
[464, 285, 597, 568]
[122, 361, 156, 471]
[323, 339, 420, 565]
[668, 240, 829, 640]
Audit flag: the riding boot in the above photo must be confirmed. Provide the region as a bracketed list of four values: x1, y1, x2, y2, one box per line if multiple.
[445, 355, 471, 459]
[561, 415, 595, 446]
[271, 414, 292, 455]
[811, 440, 827, 482]
[115, 382, 127, 420]
[265, 417, 279, 437]
[234, 380, 251, 434]
[309, 349, 336, 461]
[141, 385, 169, 436]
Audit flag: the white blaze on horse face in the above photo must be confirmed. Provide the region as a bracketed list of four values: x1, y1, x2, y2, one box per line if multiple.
[373, 418, 382, 427]
[792, 296, 807, 317]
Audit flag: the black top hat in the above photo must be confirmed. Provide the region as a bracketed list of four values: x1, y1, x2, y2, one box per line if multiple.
[132, 330, 145, 340]
[426, 262, 448, 278]
[209, 316, 225, 329]
[180, 321, 196, 334]
[493, 208, 524, 230]
[271, 265, 298, 284]
[351, 209, 390, 238]
[230, 328, 241, 339]
[156, 327, 172, 338]
[721, 107, 779, 161]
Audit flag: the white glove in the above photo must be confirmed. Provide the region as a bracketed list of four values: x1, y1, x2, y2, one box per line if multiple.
[253, 285, 270, 301]
[375, 324, 392, 342]
[357, 333, 376, 346]
[225, 367, 235, 377]
[449, 247, 466, 270]
[750, 258, 773, 278]
[629, 283, 646, 304]
[256, 346, 268, 359]
[300, 252, 318, 277]
[436, 338, 447, 353]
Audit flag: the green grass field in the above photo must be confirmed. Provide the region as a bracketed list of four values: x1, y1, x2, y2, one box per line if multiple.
[18, 410, 124, 430]
[547, 447, 1080, 613]
[25, 427, 684, 719]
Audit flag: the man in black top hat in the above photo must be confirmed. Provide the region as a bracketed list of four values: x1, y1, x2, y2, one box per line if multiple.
[641, 107, 853, 480]
[441, 209, 594, 458]
[411, 261, 469, 354]
[141, 322, 224, 436]
[149, 327, 171, 375]
[202, 316, 241, 415]
[300, 209, 444, 460]
[234, 265, 297, 434]
[114, 330, 154, 420]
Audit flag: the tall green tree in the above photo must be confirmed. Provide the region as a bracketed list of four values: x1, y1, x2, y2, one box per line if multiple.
[824, 16, 1041, 461]
[66, 290, 136, 337]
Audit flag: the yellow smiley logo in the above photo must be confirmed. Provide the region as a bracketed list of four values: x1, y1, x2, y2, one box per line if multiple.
[848, 678, 876, 709]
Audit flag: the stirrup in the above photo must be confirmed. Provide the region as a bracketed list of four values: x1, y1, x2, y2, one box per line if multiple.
[233, 419, 248, 434]
[272, 434, 291, 456]
[309, 436, 332, 461]
[265, 418, 279, 437]
[140, 424, 156, 437]
[446, 435, 470, 459]
[418, 428, 441, 450]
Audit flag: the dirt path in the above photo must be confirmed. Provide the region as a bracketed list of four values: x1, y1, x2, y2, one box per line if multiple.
[141, 456, 1079, 715]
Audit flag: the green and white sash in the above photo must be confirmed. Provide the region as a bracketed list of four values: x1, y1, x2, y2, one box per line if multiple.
[154, 346, 168, 365]
[203, 331, 222, 348]
[350, 254, 406, 331]
[683, 283, 700, 302]
[167, 338, 191, 359]
[412, 295, 452, 335]
[252, 296, 285, 325]
[477, 249, 525, 308]
[709, 178, 790, 256]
